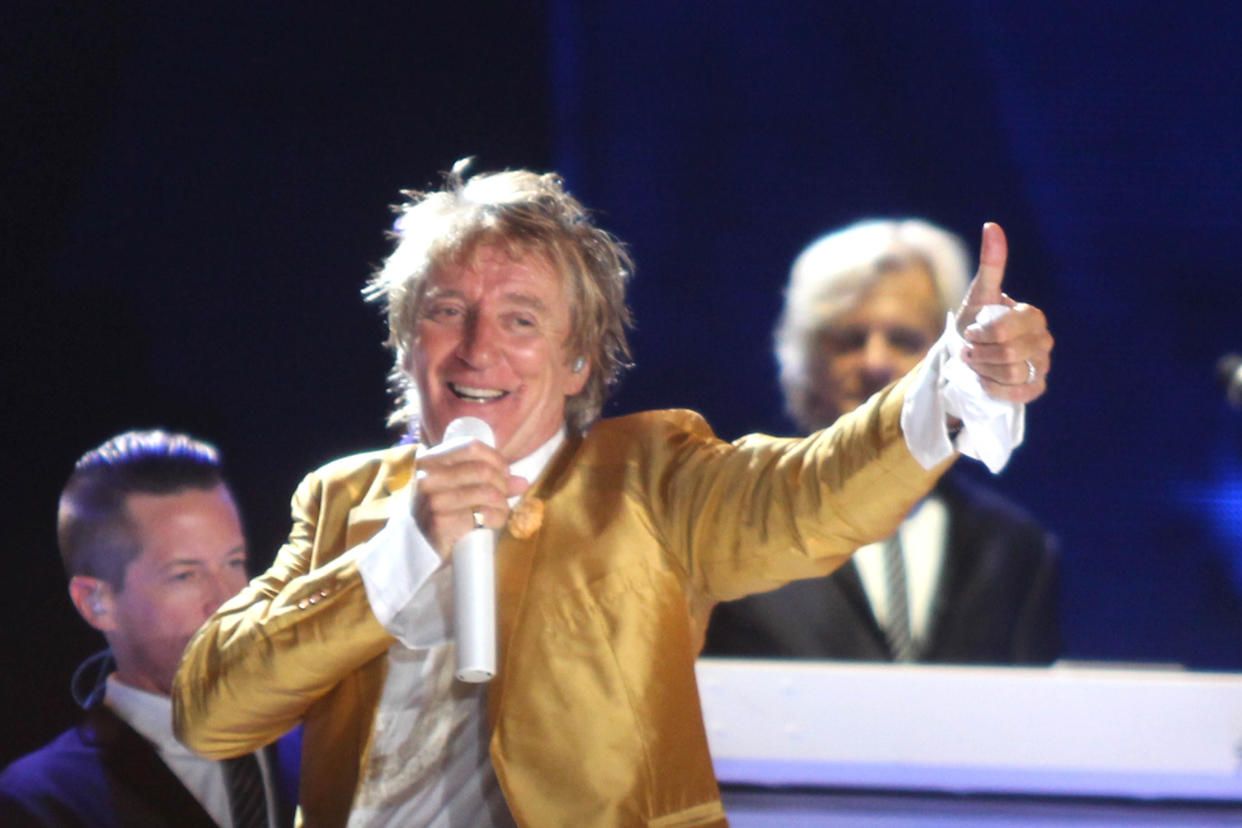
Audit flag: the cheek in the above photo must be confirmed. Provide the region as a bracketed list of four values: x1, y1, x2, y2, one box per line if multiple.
[218, 573, 249, 601]
[142, 586, 213, 629]
[815, 355, 854, 388]
[113, 590, 158, 626]
[507, 338, 554, 373]
[507, 344, 575, 398]
[407, 340, 435, 385]
[409, 321, 461, 373]
[114, 595, 195, 650]
[167, 594, 214, 631]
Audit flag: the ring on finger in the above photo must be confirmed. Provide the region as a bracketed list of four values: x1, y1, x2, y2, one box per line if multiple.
[1024, 358, 1038, 385]
[472, 509, 486, 531]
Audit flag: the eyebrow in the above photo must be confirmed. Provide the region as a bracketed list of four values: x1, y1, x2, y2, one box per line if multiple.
[424, 287, 464, 302]
[424, 288, 550, 313]
[161, 546, 248, 568]
[503, 293, 549, 313]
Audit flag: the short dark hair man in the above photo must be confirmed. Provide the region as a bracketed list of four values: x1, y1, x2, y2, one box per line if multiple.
[0, 430, 295, 827]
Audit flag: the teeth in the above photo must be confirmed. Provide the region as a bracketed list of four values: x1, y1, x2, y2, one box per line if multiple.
[450, 383, 506, 402]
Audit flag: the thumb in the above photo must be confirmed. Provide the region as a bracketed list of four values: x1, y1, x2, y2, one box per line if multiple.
[958, 222, 1009, 329]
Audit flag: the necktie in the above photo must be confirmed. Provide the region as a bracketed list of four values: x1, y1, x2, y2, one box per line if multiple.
[223, 752, 269, 828]
[882, 535, 916, 662]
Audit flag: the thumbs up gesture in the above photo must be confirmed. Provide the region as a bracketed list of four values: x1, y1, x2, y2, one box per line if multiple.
[957, 223, 1054, 403]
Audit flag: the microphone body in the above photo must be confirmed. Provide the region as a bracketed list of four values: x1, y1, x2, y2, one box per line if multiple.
[442, 417, 497, 683]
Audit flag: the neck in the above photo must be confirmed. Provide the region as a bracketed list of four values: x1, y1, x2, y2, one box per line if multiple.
[110, 665, 170, 698]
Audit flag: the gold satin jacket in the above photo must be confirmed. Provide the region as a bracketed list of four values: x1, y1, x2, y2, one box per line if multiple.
[173, 373, 950, 827]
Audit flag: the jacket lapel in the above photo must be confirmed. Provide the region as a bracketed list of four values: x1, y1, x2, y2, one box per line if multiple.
[489, 530, 537, 728]
[343, 459, 413, 551]
[344, 496, 397, 551]
[488, 434, 579, 727]
[87, 705, 219, 827]
[835, 561, 893, 657]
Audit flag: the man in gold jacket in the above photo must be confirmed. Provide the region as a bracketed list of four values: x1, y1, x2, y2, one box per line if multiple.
[173, 161, 1053, 827]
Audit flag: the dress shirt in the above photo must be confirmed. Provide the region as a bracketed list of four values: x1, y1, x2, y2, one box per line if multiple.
[850, 494, 949, 649]
[105, 675, 278, 828]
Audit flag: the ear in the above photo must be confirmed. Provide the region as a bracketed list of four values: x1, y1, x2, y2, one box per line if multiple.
[563, 356, 590, 396]
[69, 576, 118, 633]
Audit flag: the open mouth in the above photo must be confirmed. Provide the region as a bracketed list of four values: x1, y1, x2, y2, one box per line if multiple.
[449, 382, 509, 403]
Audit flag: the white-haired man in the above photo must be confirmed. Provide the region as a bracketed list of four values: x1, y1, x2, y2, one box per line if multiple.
[706, 219, 1059, 664]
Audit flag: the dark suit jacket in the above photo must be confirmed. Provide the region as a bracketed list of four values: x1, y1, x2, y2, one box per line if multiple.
[0, 653, 298, 827]
[704, 471, 1060, 664]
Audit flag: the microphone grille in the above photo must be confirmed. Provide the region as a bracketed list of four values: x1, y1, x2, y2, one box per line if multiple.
[443, 417, 496, 448]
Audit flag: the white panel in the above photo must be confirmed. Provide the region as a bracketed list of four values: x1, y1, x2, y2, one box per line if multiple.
[696, 658, 1242, 800]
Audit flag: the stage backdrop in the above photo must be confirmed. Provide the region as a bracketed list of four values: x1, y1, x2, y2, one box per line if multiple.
[546, 0, 1242, 670]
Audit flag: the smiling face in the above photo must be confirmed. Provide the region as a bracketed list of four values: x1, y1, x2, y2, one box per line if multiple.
[804, 263, 943, 423]
[407, 244, 589, 461]
[78, 485, 248, 696]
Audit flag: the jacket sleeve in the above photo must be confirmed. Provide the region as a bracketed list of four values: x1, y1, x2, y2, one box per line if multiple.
[172, 467, 396, 759]
[641, 368, 956, 603]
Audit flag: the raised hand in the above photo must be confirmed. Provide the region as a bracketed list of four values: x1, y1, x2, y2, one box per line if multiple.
[958, 222, 1054, 404]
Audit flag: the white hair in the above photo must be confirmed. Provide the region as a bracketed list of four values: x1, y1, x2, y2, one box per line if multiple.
[775, 219, 971, 430]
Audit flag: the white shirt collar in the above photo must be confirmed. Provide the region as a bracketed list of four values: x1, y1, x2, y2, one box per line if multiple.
[103, 674, 195, 757]
[508, 427, 566, 489]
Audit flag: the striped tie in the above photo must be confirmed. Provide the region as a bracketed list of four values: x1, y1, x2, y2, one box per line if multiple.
[882, 535, 916, 662]
[223, 753, 269, 828]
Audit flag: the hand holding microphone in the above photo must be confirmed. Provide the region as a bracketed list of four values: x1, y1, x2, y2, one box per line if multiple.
[414, 417, 527, 682]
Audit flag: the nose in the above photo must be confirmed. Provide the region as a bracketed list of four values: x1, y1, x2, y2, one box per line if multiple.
[860, 330, 898, 380]
[455, 312, 499, 369]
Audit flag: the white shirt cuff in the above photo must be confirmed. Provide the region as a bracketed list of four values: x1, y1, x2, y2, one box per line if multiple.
[356, 481, 453, 649]
[901, 306, 1026, 474]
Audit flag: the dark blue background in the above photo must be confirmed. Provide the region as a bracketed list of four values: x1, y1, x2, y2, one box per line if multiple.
[5, 1, 1240, 762]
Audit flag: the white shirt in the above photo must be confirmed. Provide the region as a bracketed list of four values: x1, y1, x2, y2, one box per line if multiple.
[104, 675, 280, 828]
[349, 310, 1023, 826]
[850, 494, 950, 648]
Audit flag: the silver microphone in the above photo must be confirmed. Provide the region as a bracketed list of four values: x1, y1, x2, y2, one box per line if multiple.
[441, 416, 498, 683]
